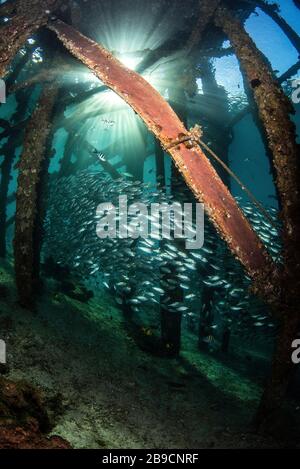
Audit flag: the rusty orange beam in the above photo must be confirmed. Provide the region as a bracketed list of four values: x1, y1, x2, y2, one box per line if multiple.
[48, 20, 278, 295]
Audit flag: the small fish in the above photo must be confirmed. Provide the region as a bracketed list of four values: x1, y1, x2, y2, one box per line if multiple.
[176, 306, 188, 312]
[203, 335, 214, 343]
[139, 246, 152, 254]
[129, 299, 140, 305]
[92, 149, 106, 161]
[153, 287, 164, 295]
[136, 295, 148, 302]
[186, 293, 196, 300]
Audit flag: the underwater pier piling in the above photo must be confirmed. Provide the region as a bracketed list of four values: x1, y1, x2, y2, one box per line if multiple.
[215, 6, 300, 268]
[215, 5, 300, 305]
[14, 84, 59, 309]
[0, 89, 31, 258]
[215, 3, 300, 426]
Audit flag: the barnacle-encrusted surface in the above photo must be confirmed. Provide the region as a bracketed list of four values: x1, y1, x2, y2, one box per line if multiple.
[0, 91, 29, 257]
[215, 4, 300, 425]
[215, 5, 300, 306]
[0, 0, 66, 78]
[184, 0, 221, 55]
[14, 85, 58, 308]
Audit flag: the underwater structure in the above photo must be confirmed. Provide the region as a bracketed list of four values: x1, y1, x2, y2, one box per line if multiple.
[0, 0, 300, 450]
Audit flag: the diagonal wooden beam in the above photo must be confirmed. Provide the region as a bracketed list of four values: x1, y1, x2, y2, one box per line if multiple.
[48, 20, 278, 298]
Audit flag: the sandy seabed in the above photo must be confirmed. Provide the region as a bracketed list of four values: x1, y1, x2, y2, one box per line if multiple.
[0, 258, 299, 449]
